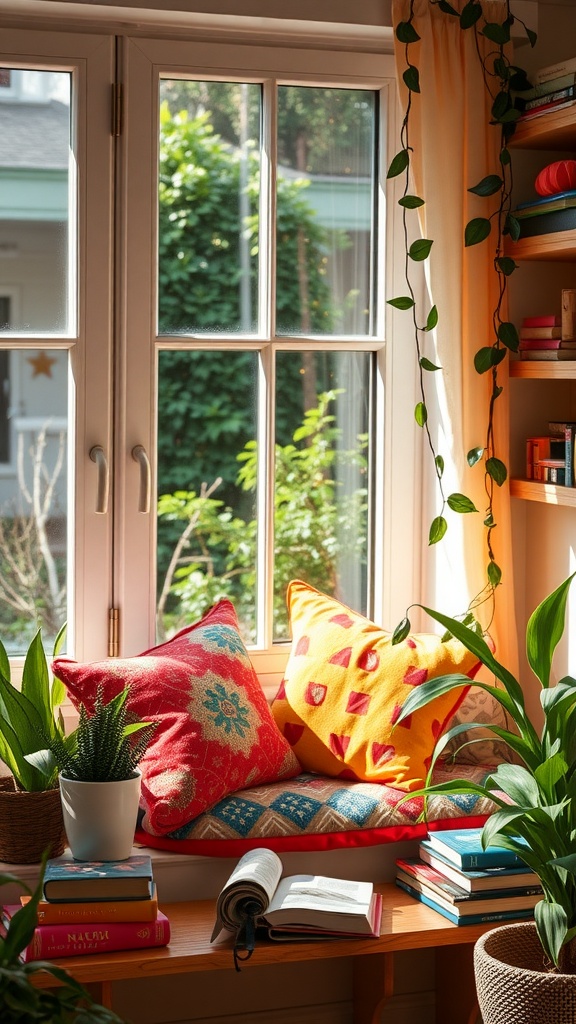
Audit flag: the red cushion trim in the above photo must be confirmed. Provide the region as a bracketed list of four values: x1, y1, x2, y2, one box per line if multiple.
[134, 815, 490, 858]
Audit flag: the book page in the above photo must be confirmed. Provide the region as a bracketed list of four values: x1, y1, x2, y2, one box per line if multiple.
[267, 874, 373, 916]
[210, 848, 283, 942]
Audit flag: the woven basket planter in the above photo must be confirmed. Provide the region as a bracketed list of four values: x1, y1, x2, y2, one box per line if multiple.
[0, 775, 67, 864]
[474, 922, 576, 1024]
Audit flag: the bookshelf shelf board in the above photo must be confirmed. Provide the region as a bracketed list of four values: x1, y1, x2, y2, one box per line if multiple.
[509, 359, 576, 379]
[511, 105, 576, 151]
[505, 231, 576, 261]
[510, 479, 576, 507]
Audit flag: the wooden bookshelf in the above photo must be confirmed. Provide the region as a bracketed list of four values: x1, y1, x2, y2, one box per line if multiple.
[510, 479, 576, 507]
[510, 359, 576, 379]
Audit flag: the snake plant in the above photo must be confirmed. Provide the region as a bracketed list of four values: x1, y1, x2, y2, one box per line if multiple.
[395, 574, 576, 974]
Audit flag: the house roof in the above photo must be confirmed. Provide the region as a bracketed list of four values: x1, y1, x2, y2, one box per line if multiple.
[0, 100, 69, 170]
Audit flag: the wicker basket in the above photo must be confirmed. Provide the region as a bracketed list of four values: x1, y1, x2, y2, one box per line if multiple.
[474, 922, 576, 1024]
[0, 775, 67, 864]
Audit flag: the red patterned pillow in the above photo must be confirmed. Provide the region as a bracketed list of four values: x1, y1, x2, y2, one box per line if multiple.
[53, 601, 300, 836]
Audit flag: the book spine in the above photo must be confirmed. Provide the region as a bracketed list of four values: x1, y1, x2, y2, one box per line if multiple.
[25, 900, 158, 925]
[518, 98, 576, 122]
[395, 879, 534, 925]
[562, 289, 576, 340]
[23, 913, 170, 961]
[519, 327, 561, 339]
[522, 316, 561, 327]
[565, 426, 574, 487]
[518, 73, 576, 99]
[524, 86, 575, 111]
[536, 58, 576, 84]
[519, 339, 562, 350]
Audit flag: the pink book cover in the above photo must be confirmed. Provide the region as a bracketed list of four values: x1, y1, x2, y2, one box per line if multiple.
[521, 315, 560, 328]
[519, 338, 562, 350]
[2, 906, 170, 961]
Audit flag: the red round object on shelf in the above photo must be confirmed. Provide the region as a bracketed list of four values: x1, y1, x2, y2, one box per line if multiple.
[535, 159, 576, 196]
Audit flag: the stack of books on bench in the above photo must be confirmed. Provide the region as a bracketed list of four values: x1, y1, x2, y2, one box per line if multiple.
[395, 828, 542, 926]
[1, 852, 170, 961]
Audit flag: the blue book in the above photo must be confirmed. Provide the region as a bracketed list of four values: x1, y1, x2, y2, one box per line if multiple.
[395, 878, 535, 927]
[423, 829, 527, 870]
[43, 853, 154, 902]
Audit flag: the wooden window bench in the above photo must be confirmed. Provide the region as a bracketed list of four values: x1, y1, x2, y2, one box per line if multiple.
[32, 882, 507, 1023]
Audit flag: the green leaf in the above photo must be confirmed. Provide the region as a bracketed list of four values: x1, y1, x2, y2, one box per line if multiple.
[425, 305, 438, 331]
[474, 346, 506, 373]
[387, 295, 415, 310]
[435, 455, 445, 475]
[429, 515, 447, 545]
[468, 174, 503, 197]
[395, 20, 420, 43]
[500, 147, 511, 166]
[491, 91, 510, 121]
[535, 900, 567, 968]
[415, 401, 427, 426]
[438, 0, 458, 13]
[460, 0, 482, 29]
[387, 149, 410, 179]
[483, 21, 510, 44]
[487, 561, 502, 586]
[526, 573, 576, 688]
[467, 446, 484, 467]
[484, 512, 495, 528]
[420, 357, 441, 371]
[505, 214, 521, 241]
[486, 457, 507, 485]
[496, 323, 518, 356]
[447, 492, 478, 514]
[497, 256, 517, 276]
[493, 57, 510, 80]
[392, 617, 411, 645]
[465, 217, 491, 247]
[403, 65, 420, 93]
[525, 27, 537, 48]
[500, 107, 521, 124]
[409, 238, 433, 261]
[398, 195, 425, 209]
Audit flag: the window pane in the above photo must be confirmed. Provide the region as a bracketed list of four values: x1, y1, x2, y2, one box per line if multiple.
[156, 349, 258, 641]
[157, 80, 261, 335]
[0, 69, 72, 334]
[273, 350, 371, 639]
[0, 350, 68, 654]
[276, 86, 376, 337]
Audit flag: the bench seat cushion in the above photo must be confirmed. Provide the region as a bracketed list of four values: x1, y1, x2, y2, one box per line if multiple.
[134, 761, 495, 857]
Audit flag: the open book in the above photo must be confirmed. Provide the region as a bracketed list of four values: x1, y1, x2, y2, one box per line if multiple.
[210, 848, 382, 944]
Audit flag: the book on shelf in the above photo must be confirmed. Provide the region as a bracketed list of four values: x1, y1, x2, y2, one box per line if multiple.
[397, 857, 542, 903]
[1, 904, 170, 961]
[515, 192, 576, 220]
[422, 829, 528, 871]
[521, 315, 561, 328]
[516, 72, 576, 101]
[519, 326, 562, 340]
[418, 845, 540, 893]
[521, 85, 576, 111]
[210, 847, 382, 944]
[535, 56, 576, 85]
[517, 97, 576, 123]
[20, 883, 159, 924]
[519, 338, 565, 350]
[42, 853, 154, 902]
[395, 862, 541, 917]
[395, 878, 536, 927]
[516, 206, 576, 239]
[521, 349, 576, 361]
[526, 436, 567, 481]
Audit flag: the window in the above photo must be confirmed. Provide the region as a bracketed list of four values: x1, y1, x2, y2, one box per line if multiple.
[0, 24, 407, 676]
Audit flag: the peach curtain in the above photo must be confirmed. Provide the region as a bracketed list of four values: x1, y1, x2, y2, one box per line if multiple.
[391, 0, 518, 680]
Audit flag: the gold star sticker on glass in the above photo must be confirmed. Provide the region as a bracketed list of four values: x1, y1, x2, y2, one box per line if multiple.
[27, 352, 57, 378]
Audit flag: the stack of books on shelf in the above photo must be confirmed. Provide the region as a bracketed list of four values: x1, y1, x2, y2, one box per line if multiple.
[525, 421, 576, 486]
[514, 192, 576, 239]
[519, 314, 576, 361]
[514, 55, 576, 123]
[1, 852, 170, 962]
[395, 828, 542, 927]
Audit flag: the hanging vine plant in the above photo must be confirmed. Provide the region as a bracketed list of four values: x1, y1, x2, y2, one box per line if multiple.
[388, 0, 535, 638]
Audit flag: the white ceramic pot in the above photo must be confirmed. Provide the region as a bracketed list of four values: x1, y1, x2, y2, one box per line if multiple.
[59, 769, 142, 861]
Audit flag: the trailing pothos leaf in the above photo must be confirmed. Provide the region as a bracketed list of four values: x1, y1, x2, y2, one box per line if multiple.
[392, 0, 536, 627]
[393, 574, 576, 972]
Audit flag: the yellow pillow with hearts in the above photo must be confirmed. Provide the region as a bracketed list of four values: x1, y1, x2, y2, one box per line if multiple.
[271, 581, 480, 790]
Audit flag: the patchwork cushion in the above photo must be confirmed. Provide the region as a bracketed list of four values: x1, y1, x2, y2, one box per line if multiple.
[271, 581, 480, 790]
[53, 601, 300, 836]
[134, 762, 496, 856]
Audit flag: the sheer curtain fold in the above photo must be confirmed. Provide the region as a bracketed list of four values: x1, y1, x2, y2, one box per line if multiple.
[392, 0, 518, 680]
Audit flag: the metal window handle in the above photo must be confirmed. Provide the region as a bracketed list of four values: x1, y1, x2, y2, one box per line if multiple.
[89, 445, 109, 515]
[132, 444, 151, 514]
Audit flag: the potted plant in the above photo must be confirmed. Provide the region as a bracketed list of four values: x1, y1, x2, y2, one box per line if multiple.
[394, 574, 576, 1018]
[0, 851, 127, 1023]
[0, 627, 69, 863]
[31, 684, 156, 861]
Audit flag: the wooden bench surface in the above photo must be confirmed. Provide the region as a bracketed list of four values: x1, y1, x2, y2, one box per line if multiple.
[31, 882, 510, 987]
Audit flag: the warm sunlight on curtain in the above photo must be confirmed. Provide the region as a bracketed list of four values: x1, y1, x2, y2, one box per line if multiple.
[391, 0, 518, 682]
